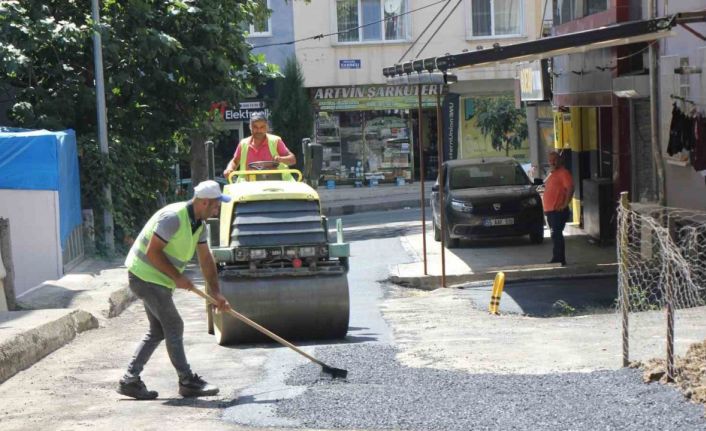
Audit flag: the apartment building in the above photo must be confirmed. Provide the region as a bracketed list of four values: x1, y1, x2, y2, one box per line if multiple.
[292, 0, 542, 185]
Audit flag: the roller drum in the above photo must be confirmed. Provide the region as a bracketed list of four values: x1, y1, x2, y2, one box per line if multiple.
[214, 274, 349, 344]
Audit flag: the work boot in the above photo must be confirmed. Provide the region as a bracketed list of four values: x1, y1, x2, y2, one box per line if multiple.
[117, 377, 158, 400]
[178, 373, 219, 397]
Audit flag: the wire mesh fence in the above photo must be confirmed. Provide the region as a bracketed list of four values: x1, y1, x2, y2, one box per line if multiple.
[617, 192, 706, 378]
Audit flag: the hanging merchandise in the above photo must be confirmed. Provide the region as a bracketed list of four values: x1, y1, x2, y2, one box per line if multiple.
[667, 103, 696, 158]
[667, 103, 686, 156]
[692, 113, 706, 172]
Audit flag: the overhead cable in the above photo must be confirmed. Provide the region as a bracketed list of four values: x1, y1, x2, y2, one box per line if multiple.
[250, 0, 448, 49]
[414, 0, 463, 59]
[397, 0, 452, 63]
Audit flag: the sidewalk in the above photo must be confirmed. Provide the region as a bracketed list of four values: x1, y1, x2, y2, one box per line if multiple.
[317, 180, 433, 216]
[0, 258, 133, 384]
[389, 223, 618, 289]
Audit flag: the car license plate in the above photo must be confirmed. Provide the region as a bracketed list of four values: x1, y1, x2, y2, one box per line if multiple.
[483, 217, 514, 227]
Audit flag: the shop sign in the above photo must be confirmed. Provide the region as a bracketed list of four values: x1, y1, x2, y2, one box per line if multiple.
[339, 59, 361, 69]
[442, 93, 460, 160]
[211, 100, 269, 122]
[311, 84, 441, 111]
[519, 60, 550, 101]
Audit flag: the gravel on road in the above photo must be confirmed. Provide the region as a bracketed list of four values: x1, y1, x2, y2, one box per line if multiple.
[276, 344, 706, 431]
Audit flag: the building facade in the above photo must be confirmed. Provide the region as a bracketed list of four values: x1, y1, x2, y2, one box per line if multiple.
[658, 0, 706, 210]
[547, 0, 706, 242]
[293, 0, 542, 185]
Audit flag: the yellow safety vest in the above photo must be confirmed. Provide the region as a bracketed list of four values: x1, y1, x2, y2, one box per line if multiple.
[238, 133, 294, 182]
[125, 202, 203, 289]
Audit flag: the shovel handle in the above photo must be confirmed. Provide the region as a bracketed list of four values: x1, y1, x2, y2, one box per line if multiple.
[191, 288, 324, 367]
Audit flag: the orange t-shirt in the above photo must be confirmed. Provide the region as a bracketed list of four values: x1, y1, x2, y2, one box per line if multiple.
[542, 167, 573, 212]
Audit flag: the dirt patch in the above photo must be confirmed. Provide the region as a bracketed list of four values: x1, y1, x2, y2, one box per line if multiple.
[640, 338, 706, 408]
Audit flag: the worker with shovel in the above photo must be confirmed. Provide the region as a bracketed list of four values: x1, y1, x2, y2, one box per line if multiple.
[118, 180, 230, 400]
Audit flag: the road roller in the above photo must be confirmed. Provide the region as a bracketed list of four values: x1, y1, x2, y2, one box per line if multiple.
[206, 162, 350, 345]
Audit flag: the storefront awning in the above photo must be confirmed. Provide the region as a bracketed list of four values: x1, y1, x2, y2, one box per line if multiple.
[382, 15, 678, 76]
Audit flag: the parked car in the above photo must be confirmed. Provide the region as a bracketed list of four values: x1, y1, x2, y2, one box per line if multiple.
[431, 157, 545, 248]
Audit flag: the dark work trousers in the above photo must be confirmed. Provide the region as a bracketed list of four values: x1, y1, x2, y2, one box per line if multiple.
[123, 272, 192, 382]
[545, 208, 570, 264]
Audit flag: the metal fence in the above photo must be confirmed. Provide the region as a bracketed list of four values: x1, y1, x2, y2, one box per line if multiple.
[617, 192, 706, 379]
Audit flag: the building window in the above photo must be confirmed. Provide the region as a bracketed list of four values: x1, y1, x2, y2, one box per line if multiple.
[554, 0, 608, 26]
[468, 0, 522, 38]
[335, 0, 409, 43]
[250, 0, 271, 37]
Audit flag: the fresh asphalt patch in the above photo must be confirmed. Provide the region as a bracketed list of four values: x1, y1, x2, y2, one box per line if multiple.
[459, 275, 618, 317]
[274, 343, 705, 431]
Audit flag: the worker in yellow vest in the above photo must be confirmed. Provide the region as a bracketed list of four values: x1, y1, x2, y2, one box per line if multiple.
[222, 111, 296, 181]
[118, 180, 230, 400]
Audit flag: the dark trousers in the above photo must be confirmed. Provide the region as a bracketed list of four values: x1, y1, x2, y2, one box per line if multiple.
[545, 208, 570, 263]
[123, 272, 192, 382]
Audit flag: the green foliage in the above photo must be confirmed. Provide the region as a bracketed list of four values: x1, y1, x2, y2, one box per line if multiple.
[0, 0, 278, 253]
[270, 56, 313, 168]
[474, 96, 528, 156]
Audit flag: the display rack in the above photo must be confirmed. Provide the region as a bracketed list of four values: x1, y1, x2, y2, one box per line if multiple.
[315, 114, 342, 175]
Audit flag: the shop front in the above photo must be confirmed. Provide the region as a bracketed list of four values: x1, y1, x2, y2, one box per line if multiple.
[310, 84, 444, 185]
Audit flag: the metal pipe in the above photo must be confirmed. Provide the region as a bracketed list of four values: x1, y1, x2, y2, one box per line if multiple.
[91, 0, 114, 252]
[418, 84, 427, 275]
[435, 90, 445, 287]
[619, 191, 630, 367]
[648, 0, 666, 205]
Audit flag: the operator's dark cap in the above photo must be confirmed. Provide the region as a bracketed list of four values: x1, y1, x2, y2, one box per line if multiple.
[249, 111, 267, 124]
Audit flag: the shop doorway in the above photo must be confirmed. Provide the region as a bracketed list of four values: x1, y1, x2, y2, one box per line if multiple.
[410, 109, 439, 182]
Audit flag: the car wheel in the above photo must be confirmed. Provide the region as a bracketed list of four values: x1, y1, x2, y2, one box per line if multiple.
[433, 222, 441, 242]
[444, 226, 459, 249]
[529, 224, 544, 244]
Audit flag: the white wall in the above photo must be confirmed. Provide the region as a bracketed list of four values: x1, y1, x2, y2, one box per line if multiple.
[0, 189, 63, 297]
[658, 0, 706, 210]
[293, 0, 540, 88]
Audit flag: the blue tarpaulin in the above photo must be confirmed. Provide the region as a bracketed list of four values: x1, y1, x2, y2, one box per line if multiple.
[0, 129, 82, 247]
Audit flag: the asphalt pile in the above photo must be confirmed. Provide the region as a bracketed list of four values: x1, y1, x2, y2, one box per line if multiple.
[277, 344, 706, 431]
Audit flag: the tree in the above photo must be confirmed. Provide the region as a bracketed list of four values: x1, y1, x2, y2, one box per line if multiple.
[474, 96, 528, 156]
[270, 56, 313, 171]
[0, 0, 278, 251]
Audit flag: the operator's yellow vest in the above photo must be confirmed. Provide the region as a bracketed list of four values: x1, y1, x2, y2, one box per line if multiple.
[125, 202, 203, 289]
[238, 133, 293, 181]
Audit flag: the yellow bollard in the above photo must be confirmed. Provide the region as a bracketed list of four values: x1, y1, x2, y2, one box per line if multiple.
[488, 272, 506, 315]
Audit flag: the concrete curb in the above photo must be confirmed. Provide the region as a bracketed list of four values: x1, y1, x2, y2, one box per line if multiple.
[107, 286, 136, 318]
[323, 198, 420, 216]
[389, 265, 618, 290]
[0, 309, 98, 384]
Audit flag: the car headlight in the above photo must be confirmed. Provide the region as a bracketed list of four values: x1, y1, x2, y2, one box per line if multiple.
[451, 199, 473, 213]
[522, 197, 539, 208]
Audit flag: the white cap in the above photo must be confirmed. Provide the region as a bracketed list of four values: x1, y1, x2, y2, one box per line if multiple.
[193, 180, 231, 202]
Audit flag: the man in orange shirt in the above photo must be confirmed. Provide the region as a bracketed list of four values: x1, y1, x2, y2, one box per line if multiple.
[542, 151, 574, 266]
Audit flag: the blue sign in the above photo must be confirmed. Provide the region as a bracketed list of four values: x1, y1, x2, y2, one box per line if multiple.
[339, 59, 361, 69]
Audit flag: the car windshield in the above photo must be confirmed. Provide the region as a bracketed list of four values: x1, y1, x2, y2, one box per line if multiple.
[449, 162, 530, 190]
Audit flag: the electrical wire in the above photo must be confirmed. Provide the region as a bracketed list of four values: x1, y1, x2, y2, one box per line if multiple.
[397, 0, 452, 63]
[250, 0, 448, 49]
[414, 0, 464, 59]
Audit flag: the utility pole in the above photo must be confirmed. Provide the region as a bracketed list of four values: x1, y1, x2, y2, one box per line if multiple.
[91, 0, 114, 252]
[648, 0, 666, 205]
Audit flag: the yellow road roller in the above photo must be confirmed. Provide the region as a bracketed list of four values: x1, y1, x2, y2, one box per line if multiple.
[206, 162, 350, 345]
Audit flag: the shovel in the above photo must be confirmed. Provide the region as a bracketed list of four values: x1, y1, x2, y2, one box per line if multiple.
[191, 288, 348, 379]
